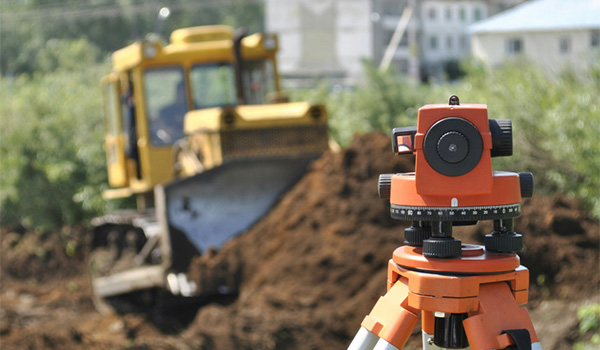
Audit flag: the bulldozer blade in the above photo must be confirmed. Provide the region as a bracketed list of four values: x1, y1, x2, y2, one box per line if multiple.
[163, 157, 314, 255]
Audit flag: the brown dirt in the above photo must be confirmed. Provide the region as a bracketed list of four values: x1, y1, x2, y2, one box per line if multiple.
[1, 132, 599, 350]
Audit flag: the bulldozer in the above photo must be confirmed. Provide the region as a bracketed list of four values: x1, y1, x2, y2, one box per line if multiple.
[90, 25, 329, 313]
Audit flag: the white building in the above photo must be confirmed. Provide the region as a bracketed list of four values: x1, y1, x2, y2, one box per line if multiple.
[470, 0, 600, 74]
[418, 1, 489, 78]
[266, 0, 373, 86]
[266, 0, 525, 85]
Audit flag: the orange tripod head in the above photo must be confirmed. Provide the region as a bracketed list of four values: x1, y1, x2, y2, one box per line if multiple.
[379, 96, 534, 258]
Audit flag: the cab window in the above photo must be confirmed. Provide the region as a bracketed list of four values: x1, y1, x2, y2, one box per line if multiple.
[243, 59, 276, 105]
[190, 63, 236, 109]
[103, 81, 120, 136]
[143, 67, 187, 146]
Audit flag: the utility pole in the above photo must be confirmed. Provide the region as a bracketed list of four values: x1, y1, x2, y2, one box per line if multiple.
[407, 0, 419, 80]
[379, 4, 413, 72]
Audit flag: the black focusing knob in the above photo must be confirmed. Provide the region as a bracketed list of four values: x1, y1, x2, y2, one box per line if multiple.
[489, 119, 513, 157]
[378, 174, 393, 200]
[519, 172, 534, 198]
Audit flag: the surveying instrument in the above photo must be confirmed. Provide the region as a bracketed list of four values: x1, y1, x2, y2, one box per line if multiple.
[347, 96, 540, 350]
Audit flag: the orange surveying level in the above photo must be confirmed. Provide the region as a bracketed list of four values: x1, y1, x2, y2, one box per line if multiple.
[347, 96, 540, 350]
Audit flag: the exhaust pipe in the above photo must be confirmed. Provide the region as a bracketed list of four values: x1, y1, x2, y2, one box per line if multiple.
[232, 27, 247, 105]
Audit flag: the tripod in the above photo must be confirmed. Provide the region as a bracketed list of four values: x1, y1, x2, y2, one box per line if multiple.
[347, 96, 541, 349]
[347, 243, 542, 350]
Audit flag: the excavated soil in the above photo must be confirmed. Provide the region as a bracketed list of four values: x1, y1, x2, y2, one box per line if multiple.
[1, 132, 599, 350]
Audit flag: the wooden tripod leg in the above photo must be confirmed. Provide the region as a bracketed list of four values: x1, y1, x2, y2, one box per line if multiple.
[360, 277, 420, 349]
[464, 282, 541, 350]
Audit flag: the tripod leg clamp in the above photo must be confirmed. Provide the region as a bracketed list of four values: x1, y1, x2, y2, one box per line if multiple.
[502, 329, 532, 350]
[360, 278, 419, 349]
[463, 282, 539, 349]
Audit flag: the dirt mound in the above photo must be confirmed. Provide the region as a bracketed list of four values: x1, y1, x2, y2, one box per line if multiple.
[1, 225, 89, 280]
[182, 132, 414, 349]
[182, 132, 599, 349]
[458, 195, 599, 303]
[1, 132, 598, 350]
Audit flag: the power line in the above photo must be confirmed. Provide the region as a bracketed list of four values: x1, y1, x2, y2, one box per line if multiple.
[0, 0, 263, 25]
[0, 0, 146, 12]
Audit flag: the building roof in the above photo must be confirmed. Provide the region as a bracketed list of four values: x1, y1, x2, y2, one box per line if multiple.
[470, 0, 600, 34]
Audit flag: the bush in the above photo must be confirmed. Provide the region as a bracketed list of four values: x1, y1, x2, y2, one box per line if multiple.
[574, 303, 600, 350]
[291, 62, 427, 146]
[0, 39, 110, 229]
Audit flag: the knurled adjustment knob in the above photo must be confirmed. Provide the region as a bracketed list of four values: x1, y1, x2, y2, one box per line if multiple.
[404, 224, 432, 247]
[489, 119, 513, 157]
[485, 232, 523, 252]
[519, 172, 534, 198]
[378, 174, 393, 200]
[423, 237, 462, 258]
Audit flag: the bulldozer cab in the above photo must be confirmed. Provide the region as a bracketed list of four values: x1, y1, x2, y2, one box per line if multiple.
[101, 26, 282, 200]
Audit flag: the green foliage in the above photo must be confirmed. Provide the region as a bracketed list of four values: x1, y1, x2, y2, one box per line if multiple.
[574, 303, 600, 350]
[291, 62, 427, 146]
[1, 0, 264, 76]
[578, 303, 600, 334]
[0, 39, 110, 229]
[574, 336, 600, 350]
[37, 38, 101, 73]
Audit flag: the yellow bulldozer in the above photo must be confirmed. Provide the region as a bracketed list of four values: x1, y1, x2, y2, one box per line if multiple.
[90, 25, 329, 312]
